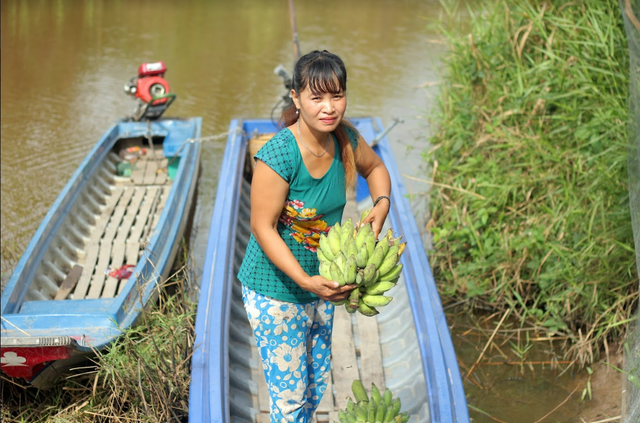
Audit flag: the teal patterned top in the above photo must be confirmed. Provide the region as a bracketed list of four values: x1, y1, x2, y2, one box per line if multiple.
[238, 126, 358, 303]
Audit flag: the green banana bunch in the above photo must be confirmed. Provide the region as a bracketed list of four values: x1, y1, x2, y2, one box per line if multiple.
[317, 213, 407, 317]
[336, 381, 410, 423]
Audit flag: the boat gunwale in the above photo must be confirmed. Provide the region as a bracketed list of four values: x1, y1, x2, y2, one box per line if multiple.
[189, 118, 246, 423]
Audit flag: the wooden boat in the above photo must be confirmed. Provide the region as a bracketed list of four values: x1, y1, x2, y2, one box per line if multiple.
[0, 117, 202, 388]
[189, 117, 470, 423]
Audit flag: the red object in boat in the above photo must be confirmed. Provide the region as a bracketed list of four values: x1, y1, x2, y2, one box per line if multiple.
[1, 346, 72, 379]
[136, 76, 170, 104]
[138, 61, 166, 77]
[108, 264, 135, 280]
[124, 61, 171, 104]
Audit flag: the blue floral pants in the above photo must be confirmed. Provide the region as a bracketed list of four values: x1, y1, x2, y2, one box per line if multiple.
[241, 284, 335, 423]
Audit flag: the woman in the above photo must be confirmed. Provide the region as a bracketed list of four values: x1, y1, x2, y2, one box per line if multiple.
[238, 50, 391, 423]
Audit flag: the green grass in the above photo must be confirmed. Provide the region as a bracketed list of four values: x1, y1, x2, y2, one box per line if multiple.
[427, 0, 638, 365]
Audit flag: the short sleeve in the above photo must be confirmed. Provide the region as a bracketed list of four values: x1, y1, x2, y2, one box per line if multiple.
[254, 130, 296, 183]
[344, 125, 359, 151]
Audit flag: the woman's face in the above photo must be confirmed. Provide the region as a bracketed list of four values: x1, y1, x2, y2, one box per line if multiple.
[292, 85, 347, 134]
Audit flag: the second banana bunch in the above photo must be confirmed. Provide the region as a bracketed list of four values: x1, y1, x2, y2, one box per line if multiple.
[317, 212, 406, 316]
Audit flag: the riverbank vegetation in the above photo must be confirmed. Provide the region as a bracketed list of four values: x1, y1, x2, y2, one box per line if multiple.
[0, 275, 194, 422]
[427, 0, 638, 366]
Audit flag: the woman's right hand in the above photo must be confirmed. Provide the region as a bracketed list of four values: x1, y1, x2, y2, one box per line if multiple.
[303, 275, 355, 302]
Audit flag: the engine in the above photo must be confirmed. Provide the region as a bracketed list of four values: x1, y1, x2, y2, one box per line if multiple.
[124, 61, 175, 121]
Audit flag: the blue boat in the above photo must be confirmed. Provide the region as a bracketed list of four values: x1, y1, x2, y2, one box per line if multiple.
[189, 117, 470, 423]
[0, 117, 202, 388]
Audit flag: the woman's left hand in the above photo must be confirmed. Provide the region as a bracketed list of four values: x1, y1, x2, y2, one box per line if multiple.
[362, 200, 390, 239]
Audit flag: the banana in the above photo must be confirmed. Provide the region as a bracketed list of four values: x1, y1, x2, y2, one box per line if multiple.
[359, 209, 371, 226]
[328, 225, 342, 257]
[377, 237, 391, 260]
[379, 263, 403, 282]
[365, 230, 376, 258]
[340, 218, 355, 246]
[347, 398, 356, 414]
[334, 252, 347, 273]
[319, 261, 332, 280]
[391, 398, 401, 416]
[375, 402, 387, 423]
[317, 248, 330, 264]
[378, 245, 399, 276]
[354, 404, 367, 422]
[319, 234, 335, 261]
[368, 404, 376, 423]
[394, 415, 403, 423]
[356, 243, 369, 268]
[355, 223, 372, 249]
[370, 383, 382, 406]
[384, 228, 394, 240]
[330, 261, 345, 286]
[397, 242, 407, 257]
[331, 299, 347, 306]
[383, 405, 396, 423]
[348, 237, 359, 258]
[338, 410, 349, 423]
[333, 221, 342, 237]
[383, 388, 393, 408]
[351, 379, 369, 404]
[365, 281, 397, 295]
[362, 293, 393, 307]
[382, 388, 393, 408]
[366, 245, 385, 269]
[355, 269, 365, 286]
[357, 301, 379, 317]
[347, 289, 360, 313]
[362, 263, 378, 287]
[344, 255, 357, 285]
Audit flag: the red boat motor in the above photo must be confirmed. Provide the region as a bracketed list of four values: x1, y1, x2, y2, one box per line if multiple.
[124, 61, 176, 121]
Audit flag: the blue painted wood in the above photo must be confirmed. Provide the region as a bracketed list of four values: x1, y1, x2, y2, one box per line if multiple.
[190, 119, 250, 423]
[1, 117, 202, 359]
[189, 117, 470, 423]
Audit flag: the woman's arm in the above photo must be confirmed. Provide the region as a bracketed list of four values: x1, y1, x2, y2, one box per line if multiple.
[250, 160, 355, 301]
[354, 138, 392, 238]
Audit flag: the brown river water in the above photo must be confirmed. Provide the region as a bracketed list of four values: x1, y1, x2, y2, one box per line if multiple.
[0, 1, 619, 422]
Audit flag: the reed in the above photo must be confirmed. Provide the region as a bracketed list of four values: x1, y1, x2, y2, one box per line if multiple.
[427, 0, 638, 365]
[0, 272, 195, 422]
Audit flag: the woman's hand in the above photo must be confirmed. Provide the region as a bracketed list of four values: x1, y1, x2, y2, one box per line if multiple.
[362, 200, 390, 239]
[301, 275, 356, 302]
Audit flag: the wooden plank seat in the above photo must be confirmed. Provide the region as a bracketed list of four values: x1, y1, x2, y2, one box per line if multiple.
[70, 182, 170, 300]
[130, 147, 169, 186]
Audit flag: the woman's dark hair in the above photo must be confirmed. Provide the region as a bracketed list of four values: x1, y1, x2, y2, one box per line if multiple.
[281, 50, 358, 187]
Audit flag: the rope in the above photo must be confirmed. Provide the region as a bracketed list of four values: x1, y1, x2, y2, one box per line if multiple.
[185, 127, 246, 144]
[163, 127, 245, 169]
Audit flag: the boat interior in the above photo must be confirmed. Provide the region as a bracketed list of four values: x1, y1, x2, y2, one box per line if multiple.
[226, 135, 430, 423]
[26, 136, 174, 303]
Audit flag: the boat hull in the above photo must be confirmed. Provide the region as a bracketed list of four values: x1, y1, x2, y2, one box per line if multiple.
[1, 117, 202, 388]
[189, 118, 469, 423]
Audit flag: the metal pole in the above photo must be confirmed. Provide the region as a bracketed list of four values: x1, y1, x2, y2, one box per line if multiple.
[288, 0, 301, 61]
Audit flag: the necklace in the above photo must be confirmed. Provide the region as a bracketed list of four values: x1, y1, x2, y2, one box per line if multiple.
[297, 119, 331, 158]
